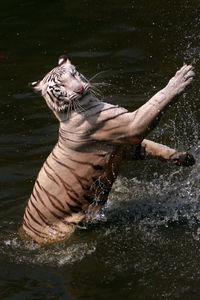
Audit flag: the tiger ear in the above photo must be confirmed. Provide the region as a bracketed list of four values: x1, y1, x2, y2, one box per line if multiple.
[28, 80, 42, 91]
[58, 55, 71, 66]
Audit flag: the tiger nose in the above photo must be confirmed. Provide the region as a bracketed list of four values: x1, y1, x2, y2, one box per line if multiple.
[74, 87, 84, 94]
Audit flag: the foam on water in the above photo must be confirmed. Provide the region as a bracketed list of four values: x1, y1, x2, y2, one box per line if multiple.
[1, 230, 97, 266]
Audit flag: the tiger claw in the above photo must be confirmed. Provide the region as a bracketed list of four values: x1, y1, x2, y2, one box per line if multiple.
[173, 152, 195, 167]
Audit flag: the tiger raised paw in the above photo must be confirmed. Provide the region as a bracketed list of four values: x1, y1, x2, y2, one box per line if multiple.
[20, 56, 195, 244]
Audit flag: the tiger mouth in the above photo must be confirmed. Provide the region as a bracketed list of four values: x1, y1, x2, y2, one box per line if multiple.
[74, 89, 90, 101]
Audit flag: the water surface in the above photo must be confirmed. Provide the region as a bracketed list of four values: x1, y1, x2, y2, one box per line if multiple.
[1, 0, 200, 299]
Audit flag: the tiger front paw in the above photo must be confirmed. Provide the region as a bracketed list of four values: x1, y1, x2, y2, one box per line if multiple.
[173, 152, 195, 167]
[167, 65, 195, 96]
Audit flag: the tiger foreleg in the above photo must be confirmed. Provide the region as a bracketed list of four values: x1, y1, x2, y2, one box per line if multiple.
[128, 65, 195, 139]
[93, 65, 195, 145]
[123, 139, 195, 167]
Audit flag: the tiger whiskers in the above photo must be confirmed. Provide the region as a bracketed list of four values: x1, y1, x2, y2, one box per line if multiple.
[92, 82, 111, 87]
[89, 81, 111, 101]
[66, 100, 73, 119]
[89, 70, 110, 82]
[90, 85, 103, 99]
[88, 69, 111, 99]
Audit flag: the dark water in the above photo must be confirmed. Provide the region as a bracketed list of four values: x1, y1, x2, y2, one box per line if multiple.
[1, 0, 200, 299]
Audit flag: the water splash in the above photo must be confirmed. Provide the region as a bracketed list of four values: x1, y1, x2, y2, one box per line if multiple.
[107, 141, 200, 229]
[1, 230, 97, 267]
[1, 139, 199, 267]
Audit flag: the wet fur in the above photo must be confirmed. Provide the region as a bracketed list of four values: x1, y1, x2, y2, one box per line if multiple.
[21, 57, 195, 244]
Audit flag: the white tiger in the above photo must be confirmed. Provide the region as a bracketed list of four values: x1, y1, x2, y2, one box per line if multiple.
[19, 56, 195, 244]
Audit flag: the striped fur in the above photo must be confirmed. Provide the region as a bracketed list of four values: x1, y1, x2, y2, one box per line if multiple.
[20, 58, 195, 243]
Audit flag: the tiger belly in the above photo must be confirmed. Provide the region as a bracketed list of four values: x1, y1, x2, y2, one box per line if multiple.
[21, 144, 123, 244]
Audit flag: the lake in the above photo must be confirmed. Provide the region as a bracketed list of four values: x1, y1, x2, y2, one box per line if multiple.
[1, 0, 200, 299]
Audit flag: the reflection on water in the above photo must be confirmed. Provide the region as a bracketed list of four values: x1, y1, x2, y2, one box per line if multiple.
[1, 0, 200, 299]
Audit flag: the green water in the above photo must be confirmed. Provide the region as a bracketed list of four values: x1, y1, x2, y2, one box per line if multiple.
[1, 0, 200, 299]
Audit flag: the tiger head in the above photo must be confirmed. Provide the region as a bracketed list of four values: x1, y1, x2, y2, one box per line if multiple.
[29, 56, 90, 112]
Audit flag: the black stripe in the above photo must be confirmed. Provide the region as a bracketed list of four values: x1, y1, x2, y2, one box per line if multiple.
[70, 170, 90, 191]
[51, 89, 58, 99]
[34, 185, 69, 225]
[57, 141, 67, 152]
[68, 158, 104, 171]
[47, 91, 55, 102]
[35, 179, 43, 192]
[42, 186, 72, 216]
[51, 153, 90, 191]
[23, 220, 49, 239]
[32, 190, 38, 203]
[45, 159, 83, 206]
[29, 195, 52, 228]
[51, 152, 74, 171]
[29, 197, 70, 235]
[33, 185, 65, 224]
[44, 165, 60, 186]
[24, 208, 31, 223]
[34, 186, 46, 207]
[67, 191, 82, 206]
[45, 161, 81, 201]
[26, 206, 43, 227]
[69, 157, 99, 168]
[68, 203, 82, 213]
